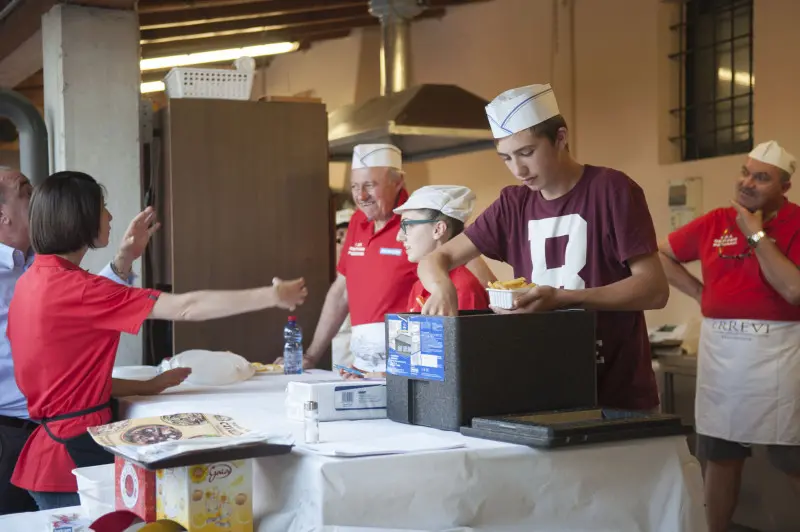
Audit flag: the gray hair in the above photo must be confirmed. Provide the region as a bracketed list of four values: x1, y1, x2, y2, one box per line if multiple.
[0, 166, 25, 204]
[387, 167, 404, 181]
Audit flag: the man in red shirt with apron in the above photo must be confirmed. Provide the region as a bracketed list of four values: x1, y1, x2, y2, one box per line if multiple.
[660, 140, 800, 532]
[302, 144, 419, 374]
[300, 146, 496, 374]
[417, 83, 668, 411]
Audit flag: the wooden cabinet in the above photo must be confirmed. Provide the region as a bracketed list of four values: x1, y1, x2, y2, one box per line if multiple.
[145, 98, 332, 366]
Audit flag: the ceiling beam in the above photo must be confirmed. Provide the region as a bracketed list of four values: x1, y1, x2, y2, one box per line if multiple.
[0, 0, 138, 64]
[140, 8, 445, 58]
[140, 0, 364, 29]
[138, 0, 281, 14]
[141, 17, 373, 57]
[140, 27, 354, 82]
[0, 0, 57, 63]
[140, 5, 369, 44]
[0, 30, 42, 88]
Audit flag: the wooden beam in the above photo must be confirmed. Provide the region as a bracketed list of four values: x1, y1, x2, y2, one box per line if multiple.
[70, 0, 136, 7]
[0, 30, 42, 88]
[0, 0, 138, 64]
[138, 0, 490, 13]
[140, 0, 364, 29]
[0, 0, 57, 63]
[141, 7, 444, 56]
[142, 16, 366, 56]
[141, 5, 369, 44]
[140, 28, 352, 82]
[138, 0, 280, 14]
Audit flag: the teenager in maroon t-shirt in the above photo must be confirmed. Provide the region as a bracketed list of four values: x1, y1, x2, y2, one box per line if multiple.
[417, 84, 669, 410]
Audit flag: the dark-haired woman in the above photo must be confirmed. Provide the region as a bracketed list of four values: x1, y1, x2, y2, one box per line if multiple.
[8, 171, 308, 510]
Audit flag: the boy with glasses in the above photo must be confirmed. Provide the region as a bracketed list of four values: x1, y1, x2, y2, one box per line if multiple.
[394, 185, 489, 313]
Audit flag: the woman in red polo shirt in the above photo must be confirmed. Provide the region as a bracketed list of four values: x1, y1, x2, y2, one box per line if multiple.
[340, 185, 490, 379]
[8, 171, 308, 510]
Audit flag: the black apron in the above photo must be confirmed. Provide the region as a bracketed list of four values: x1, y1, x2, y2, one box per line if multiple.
[40, 400, 116, 469]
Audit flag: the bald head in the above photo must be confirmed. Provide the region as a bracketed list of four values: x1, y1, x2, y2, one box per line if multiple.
[0, 167, 32, 252]
[0, 166, 26, 203]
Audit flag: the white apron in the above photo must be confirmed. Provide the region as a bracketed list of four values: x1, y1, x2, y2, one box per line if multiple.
[696, 318, 800, 444]
[350, 322, 386, 373]
[331, 314, 354, 369]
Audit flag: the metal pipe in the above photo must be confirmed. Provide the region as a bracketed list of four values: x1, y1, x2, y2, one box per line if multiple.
[0, 0, 24, 24]
[0, 89, 49, 185]
[370, 0, 422, 96]
[380, 17, 410, 95]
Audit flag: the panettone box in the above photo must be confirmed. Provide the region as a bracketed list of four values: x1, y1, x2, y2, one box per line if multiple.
[96, 414, 292, 531]
[156, 460, 253, 531]
[385, 310, 598, 431]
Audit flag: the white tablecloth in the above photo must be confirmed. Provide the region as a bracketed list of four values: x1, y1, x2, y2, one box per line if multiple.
[102, 368, 708, 532]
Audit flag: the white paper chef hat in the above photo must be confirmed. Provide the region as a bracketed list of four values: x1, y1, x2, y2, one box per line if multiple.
[351, 144, 402, 170]
[393, 185, 476, 223]
[485, 84, 560, 139]
[335, 208, 354, 227]
[749, 140, 796, 176]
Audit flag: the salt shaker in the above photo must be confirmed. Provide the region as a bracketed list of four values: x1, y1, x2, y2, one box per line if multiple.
[304, 400, 319, 444]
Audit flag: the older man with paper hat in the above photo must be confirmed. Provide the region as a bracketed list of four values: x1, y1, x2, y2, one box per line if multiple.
[417, 83, 668, 412]
[660, 140, 800, 531]
[298, 144, 417, 373]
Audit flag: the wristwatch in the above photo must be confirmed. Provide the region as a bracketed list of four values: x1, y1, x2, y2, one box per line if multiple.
[747, 230, 766, 248]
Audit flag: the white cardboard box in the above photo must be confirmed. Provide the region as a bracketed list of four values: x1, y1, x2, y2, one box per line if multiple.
[286, 379, 387, 421]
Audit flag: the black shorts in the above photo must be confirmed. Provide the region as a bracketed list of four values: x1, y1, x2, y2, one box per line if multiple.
[696, 434, 800, 475]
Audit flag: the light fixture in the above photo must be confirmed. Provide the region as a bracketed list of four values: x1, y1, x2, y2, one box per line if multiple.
[140, 42, 300, 72]
[141, 81, 166, 94]
[717, 67, 754, 87]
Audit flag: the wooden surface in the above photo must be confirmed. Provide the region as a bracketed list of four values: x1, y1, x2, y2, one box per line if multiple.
[159, 98, 331, 366]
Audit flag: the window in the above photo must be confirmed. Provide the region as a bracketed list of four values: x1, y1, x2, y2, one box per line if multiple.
[669, 0, 754, 161]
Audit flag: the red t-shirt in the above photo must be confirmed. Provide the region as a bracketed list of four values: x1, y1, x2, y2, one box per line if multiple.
[464, 165, 660, 410]
[407, 265, 489, 313]
[9, 255, 160, 492]
[337, 189, 419, 326]
[668, 200, 800, 321]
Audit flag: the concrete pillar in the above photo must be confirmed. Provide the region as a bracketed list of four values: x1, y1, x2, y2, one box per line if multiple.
[42, 4, 143, 366]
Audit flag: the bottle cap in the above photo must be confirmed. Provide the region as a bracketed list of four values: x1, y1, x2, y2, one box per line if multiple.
[304, 400, 318, 411]
[288, 316, 297, 321]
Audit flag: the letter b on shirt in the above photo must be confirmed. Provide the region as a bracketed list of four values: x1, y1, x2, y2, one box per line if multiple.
[528, 215, 588, 289]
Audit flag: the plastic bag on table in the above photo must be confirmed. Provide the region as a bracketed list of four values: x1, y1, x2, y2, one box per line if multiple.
[158, 349, 256, 386]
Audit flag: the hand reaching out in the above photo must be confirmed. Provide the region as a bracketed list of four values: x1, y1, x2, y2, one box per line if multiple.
[273, 277, 308, 310]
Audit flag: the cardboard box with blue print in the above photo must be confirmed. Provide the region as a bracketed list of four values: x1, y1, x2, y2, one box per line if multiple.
[286, 379, 387, 421]
[385, 310, 599, 432]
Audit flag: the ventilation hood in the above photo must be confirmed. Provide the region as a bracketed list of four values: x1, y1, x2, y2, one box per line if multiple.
[328, 0, 495, 163]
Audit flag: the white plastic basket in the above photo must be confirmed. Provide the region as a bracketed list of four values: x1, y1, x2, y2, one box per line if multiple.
[486, 288, 529, 310]
[164, 67, 254, 100]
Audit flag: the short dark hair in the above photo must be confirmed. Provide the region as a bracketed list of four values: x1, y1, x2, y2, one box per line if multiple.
[493, 114, 569, 148]
[30, 171, 104, 255]
[528, 114, 568, 145]
[417, 208, 465, 241]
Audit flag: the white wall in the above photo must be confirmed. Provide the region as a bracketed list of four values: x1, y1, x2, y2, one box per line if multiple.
[258, 0, 800, 344]
[43, 4, 143, 366]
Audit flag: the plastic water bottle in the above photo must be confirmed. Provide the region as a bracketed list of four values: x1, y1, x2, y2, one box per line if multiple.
[283, 316, 303, 375]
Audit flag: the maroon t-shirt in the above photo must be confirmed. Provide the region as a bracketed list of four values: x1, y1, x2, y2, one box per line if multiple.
[465, 165, 659, 410]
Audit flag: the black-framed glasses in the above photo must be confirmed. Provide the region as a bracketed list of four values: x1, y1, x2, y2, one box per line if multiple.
[399, 219, 437, 235]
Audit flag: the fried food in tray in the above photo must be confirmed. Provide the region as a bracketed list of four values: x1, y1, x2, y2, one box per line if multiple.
[487, 277, 536, 290]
